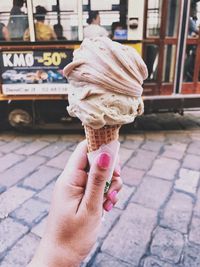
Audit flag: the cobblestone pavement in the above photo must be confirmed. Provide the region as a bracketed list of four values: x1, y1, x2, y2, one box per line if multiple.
[0, 112, 200, 267]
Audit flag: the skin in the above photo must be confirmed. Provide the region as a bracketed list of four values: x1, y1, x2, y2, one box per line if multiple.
[92, 14, 101, 25]
[2, 26, 10, 41]
[28, 140, 122, 267]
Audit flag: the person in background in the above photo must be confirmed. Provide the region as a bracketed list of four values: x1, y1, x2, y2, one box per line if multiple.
[0, 22, 10, 41]
[84, 11, 109, 38]
[7, 0, 28, 40]
[28, 140, 122, 267]
[53, 23, 66, 40]
[24, 5, 56, 41]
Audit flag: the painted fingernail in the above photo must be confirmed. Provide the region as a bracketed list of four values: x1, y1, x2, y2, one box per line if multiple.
[108, 190, 117, 202]
[115, 164, 121, 176]
[104, 201, 113, 212]
[97, 153, 111, 169]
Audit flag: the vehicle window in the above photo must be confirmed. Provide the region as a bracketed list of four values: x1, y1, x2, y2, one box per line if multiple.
[30, 0, 80, 41]
[83, 0, 127, 40]
[0, 0, 29, 42]
[146, 0, 162, 38]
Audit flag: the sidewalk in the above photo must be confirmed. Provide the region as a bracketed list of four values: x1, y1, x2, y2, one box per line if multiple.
[0, 112, 200, 267]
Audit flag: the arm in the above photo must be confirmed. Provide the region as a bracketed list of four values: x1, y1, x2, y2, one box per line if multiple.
[28, 140, 121, 267]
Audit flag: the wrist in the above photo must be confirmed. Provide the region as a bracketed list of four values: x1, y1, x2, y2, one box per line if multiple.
[29, 239, 81, 267]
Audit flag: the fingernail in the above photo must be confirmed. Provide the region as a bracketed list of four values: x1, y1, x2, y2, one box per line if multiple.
[104, 201, 113, 212]
[108, 190, 117, 201]
[97, 153, 111, 169]
[115, 164, 121, 176]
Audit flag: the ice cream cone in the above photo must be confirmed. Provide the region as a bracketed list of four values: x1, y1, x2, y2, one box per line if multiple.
[84, 125, 121, 152]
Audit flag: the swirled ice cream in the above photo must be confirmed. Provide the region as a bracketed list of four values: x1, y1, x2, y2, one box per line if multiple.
[63, 37, 148, 129]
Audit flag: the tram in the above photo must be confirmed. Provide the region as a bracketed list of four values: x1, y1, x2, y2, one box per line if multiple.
[0, 0, 200, 129]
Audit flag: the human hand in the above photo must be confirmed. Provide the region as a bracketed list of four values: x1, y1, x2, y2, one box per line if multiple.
[28, 140, 122, 267]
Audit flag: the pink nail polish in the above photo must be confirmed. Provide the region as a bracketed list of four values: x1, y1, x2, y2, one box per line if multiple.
[97, 153, 111, 169]
[115, 165, 121, 176]
[108, 190, 117, 201]
[104, 201, 113, 212]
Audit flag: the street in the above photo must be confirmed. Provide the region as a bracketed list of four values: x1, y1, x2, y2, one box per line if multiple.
[0, 111, 200, 267]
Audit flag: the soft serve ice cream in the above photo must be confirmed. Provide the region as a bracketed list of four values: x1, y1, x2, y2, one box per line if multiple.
[63, 37, 148, 129]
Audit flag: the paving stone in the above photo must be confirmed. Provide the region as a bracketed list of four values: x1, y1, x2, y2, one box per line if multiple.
[0, 153, 25, 173]
[60, 134, 84, 142]
[141, 140, 163, 152]
[147, 157, 180, 180]
[115, 184, 135, 209]
[0, 185, 6, 194]
[0, 133, 15, 141]
[67, 142, 78, 152]
[37, 141, 71, 158]
[125, 134, 145, 142]
[13, 134, 36, 143]
[151, 227, 184, 263]
[0, 217, 28, 257]
[189, 216, 200, 245]
[182, 243, 200, 267]
[131, 176, 172, 210]
[81, 242, 100, 267]
[127, 149, 157, 171]
[91, 253, 132, 267]
[187, 141, 200, 155]
[31, 216, 48, 238]
[121, 166, 145, 186]
[16, 140, 49, 155]
[165, 132, 191, 143]
[0, 233, 40, 267]
[22, 166, 61, 190]
[0, 155, 46, 187]
[0, 140, 6, 146]
[121, 140, 143, 150]
[0, 187, 34, 219]
[175, 168, 200, 195]
[145, 132, 166, 141]
[11, 198, 49, 226]
[38, 134, 60, 142]
[161, 143, 187, 160]
[46, 150, 72, 169]
[36, 180, 56, 202]
[99, 208, 121, 240]
[142, 256, 173, 267]
[101, 203, 157, 266]
[182, 154, 200, 171]
[160, 191, 193, 233]
[189, 132, 200, 140]
[0, 140, 25, 153]
[194, 188, 200, 217]
[119, 147, 134, 166]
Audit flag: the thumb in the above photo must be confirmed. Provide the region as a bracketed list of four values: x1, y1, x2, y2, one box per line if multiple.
[84, 152, 111, 212]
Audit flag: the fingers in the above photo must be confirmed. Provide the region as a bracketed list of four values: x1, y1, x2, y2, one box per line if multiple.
[84, 152, 111, 212]
[59, 140, 88, 187]
[103, 175, 122, 212]
[65, 140, 88, 172]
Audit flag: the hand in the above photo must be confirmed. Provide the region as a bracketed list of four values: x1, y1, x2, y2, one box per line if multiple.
[28, 140, 122, 267]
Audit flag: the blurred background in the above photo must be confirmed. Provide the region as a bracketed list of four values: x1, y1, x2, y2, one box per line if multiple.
[0, 0, 199, 130]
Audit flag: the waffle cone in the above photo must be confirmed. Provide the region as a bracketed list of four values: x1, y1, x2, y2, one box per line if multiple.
[84, 125, 121, 152]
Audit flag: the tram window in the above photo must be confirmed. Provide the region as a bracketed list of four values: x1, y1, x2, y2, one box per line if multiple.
[30, 0, 80, 41]
[83, 0, 127, 40]
[188, 1, 200, 37]
[162, 45, 176, 83]
[165, 0, 180, 37]
[146, 0, 162, 37]
[143, 44, 159, 82]
[183, 45, 197, 82]
[0, 0, 29, 41]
